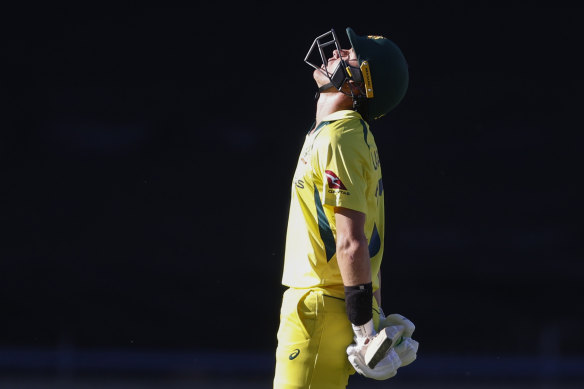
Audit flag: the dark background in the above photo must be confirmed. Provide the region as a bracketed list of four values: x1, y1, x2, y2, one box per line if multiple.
[1, 2, 583, 384]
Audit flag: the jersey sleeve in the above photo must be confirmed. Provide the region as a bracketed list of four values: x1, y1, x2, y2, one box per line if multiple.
[317, 124, 371, 214]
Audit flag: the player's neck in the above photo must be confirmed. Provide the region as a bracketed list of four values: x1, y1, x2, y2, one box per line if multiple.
[314, 92, 352, 130]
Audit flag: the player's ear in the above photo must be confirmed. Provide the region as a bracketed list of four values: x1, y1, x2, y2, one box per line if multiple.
[346, 80, 365, 96]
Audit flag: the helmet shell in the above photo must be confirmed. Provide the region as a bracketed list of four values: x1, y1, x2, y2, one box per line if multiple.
[347, 27, 409, 119]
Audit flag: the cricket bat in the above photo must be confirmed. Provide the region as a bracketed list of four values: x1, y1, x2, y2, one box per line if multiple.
[365, 325, 405, 369]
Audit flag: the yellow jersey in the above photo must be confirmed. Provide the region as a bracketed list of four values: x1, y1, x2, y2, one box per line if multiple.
[281, 110, 385, 298]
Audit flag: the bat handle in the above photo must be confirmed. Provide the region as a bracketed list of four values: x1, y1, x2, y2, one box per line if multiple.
[365, 324, 405, 368]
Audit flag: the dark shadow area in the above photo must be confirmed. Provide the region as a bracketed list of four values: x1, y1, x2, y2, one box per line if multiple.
[1, 3, 582, 385]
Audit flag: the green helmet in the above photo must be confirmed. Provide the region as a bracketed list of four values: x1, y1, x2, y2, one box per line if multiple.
[346, 27, 409, 120]
[305, 27, 409, 121]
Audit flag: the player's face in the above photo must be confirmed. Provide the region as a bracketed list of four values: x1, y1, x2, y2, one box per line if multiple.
[313, 48, 359, 87]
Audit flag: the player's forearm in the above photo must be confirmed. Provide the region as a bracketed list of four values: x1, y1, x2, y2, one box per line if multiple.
[336, 236, 372, 286]
[334, 207, 374, 326]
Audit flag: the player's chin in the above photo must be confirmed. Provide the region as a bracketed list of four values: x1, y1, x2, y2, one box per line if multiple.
[313, 69, 329, 85]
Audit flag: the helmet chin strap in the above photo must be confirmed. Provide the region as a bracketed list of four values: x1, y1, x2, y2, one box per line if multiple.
[318, 82, 335, 92]
[314, 60, 347, 100]
[314, 82, 335, 100]
[315, 80, 368, 120]
[314, 60, 367, 103]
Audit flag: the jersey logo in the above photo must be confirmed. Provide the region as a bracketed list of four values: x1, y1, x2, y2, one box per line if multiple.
[289, 349, 300, 360]
[325, 170, 347, 190]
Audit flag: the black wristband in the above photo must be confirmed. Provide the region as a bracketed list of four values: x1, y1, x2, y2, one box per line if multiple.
[344, 283, 373, 326]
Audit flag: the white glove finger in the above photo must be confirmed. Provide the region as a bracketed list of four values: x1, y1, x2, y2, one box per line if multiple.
[348, 352, 399, 380]
[380, 313, 415, 338]
[348, 354, 366, 376]
[346, 343, 359, 355]
[346, 343, 366, 367]
[377, 349, 401, 371]
[394, 337, 419, 367]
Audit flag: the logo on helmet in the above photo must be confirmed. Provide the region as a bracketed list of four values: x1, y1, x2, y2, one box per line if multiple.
[360, 61, 374, 98]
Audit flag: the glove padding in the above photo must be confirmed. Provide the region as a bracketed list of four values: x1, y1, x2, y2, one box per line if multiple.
[378, 312, 419, 367]
[346, 319, 402, 380]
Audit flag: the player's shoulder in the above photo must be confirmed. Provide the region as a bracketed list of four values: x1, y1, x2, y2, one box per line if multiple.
[322, 113, 369, 148]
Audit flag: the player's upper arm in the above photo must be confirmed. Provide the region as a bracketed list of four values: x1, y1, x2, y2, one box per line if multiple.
[334, 206, 370, 286]
[334, 206, 367, 244]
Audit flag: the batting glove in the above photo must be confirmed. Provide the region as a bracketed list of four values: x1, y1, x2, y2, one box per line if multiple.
[346, 319, 403, 380]
[378, 313, 419, 367]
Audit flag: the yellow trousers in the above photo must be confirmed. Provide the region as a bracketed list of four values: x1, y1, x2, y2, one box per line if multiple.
[273, 288, 380, 389]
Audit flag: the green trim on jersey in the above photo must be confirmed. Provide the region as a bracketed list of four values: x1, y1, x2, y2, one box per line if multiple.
[308, 120, 330, 135]
[368, 223, 381, 258]
[361, 119, 370, 149]
[314, 185, 336, 262]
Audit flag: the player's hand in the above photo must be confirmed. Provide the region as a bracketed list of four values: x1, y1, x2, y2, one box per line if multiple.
[346, 319, 402, 380]
[378, 313, 419, 367]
